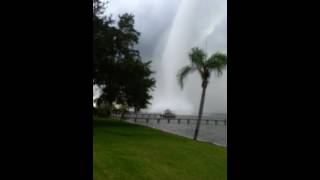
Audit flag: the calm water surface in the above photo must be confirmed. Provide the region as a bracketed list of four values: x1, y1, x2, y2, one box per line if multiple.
[124, 114, 227, 146]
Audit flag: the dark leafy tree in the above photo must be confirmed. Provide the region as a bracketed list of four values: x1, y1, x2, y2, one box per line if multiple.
[93, 0, 155, 115]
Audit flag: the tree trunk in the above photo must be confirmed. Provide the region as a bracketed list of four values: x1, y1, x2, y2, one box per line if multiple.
[193, 81, 208, 140]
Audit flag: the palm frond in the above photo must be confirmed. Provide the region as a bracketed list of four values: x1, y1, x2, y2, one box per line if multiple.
[177, 65, 195, 89]
[189, 47, 206, 69]
[206, 52, 227, 77]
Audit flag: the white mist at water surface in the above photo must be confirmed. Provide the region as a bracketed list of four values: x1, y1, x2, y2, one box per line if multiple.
[148, 0, 227, 114]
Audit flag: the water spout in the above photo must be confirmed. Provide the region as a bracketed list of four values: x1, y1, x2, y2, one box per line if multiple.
[149, 0, 226, 114]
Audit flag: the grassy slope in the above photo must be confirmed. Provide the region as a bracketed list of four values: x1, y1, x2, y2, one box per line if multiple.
[93, 117, 227, 180]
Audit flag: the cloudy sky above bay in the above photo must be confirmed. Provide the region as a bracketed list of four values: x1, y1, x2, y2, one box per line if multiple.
[97, 0, 227, 114]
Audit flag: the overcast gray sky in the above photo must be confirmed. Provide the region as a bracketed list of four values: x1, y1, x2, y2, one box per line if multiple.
[101, 0, 227, 114]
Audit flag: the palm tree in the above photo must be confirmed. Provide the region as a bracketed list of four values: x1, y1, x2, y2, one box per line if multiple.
[177, 47, 227, 140]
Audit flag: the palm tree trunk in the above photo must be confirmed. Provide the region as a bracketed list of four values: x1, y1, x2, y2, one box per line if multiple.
[193, 82, 207, 140]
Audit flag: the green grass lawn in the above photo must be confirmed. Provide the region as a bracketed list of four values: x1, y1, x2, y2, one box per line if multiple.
[93, 116, 227, 180]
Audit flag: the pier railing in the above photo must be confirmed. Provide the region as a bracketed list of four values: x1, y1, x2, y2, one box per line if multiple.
[112, 113, 227, 126]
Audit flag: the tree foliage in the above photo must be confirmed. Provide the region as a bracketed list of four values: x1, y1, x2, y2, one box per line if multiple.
[93, 0, 155, 113]
[177, 47, 227, 89]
